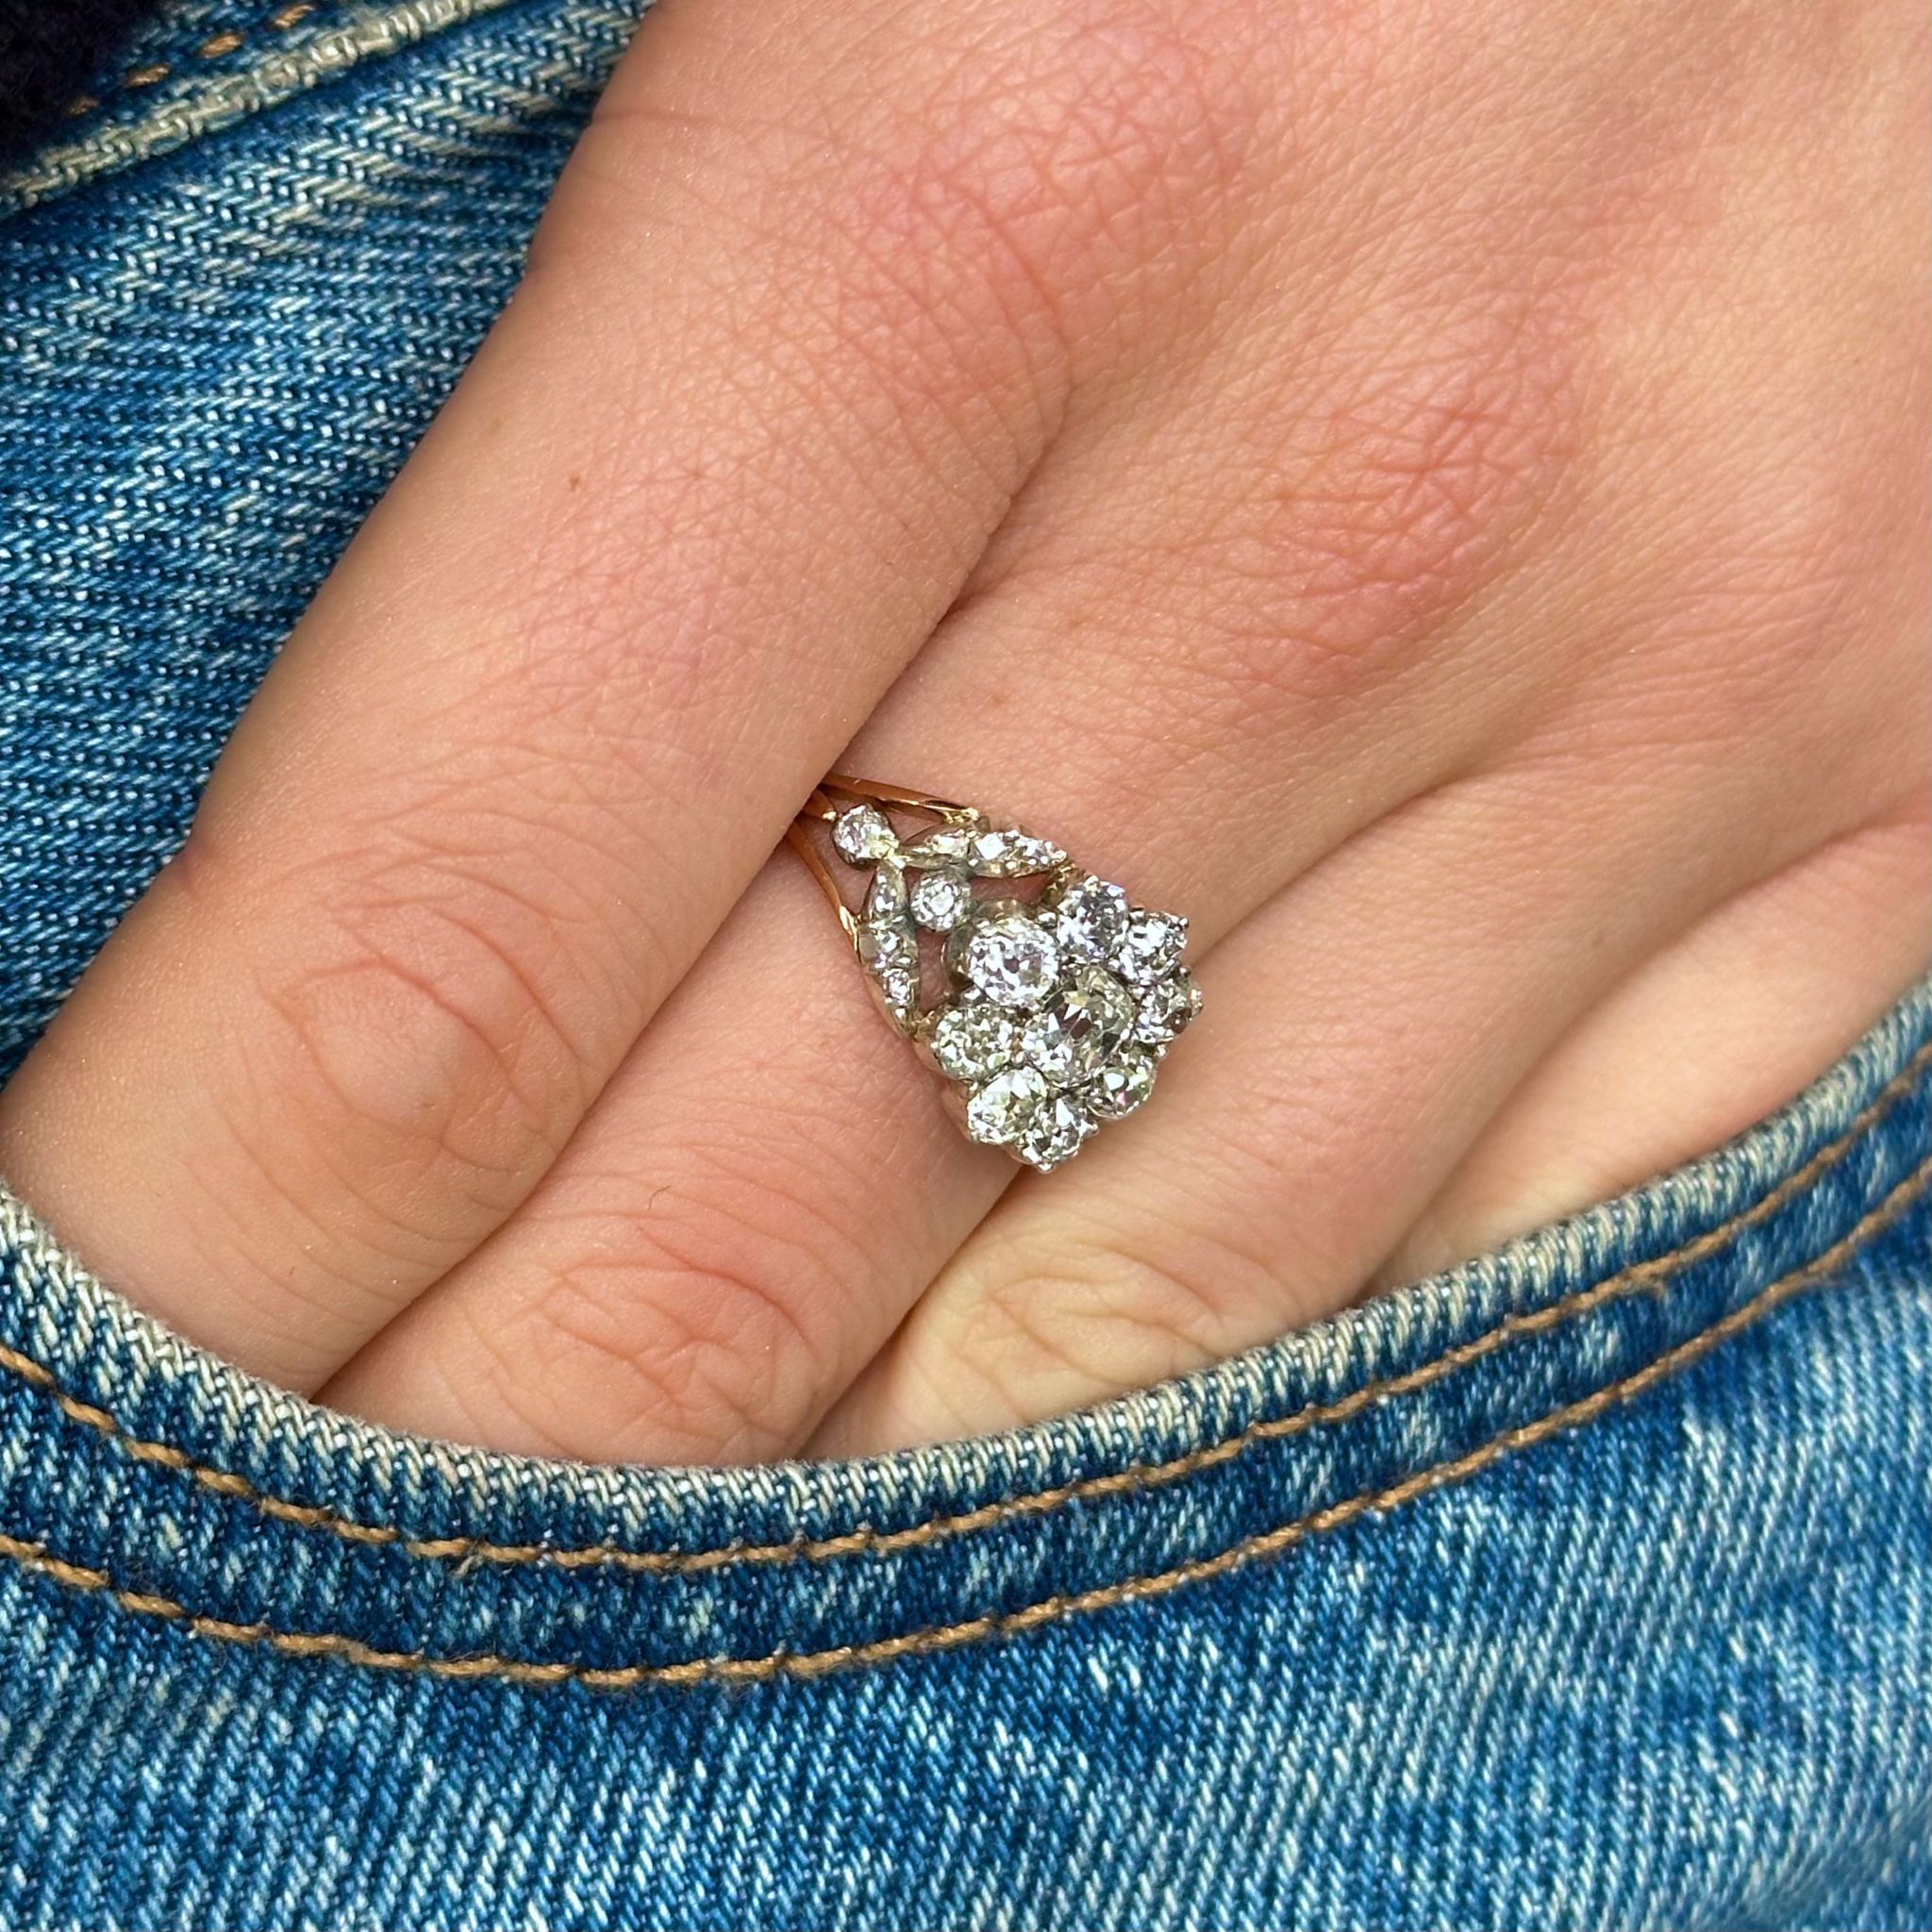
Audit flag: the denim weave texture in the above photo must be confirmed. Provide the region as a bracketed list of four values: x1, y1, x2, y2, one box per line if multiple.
[0, 3, 1927, 1927]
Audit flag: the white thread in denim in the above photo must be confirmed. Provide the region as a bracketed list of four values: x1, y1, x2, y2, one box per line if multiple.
[0, 0, 652, 213]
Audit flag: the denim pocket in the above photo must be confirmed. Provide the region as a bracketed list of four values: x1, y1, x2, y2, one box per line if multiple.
[0, 986, 1923, 1690]
[0, 985, 1924, 1926]
[1, 7, 1926, 1924]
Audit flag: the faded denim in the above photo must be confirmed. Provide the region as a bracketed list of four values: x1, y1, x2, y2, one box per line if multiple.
[1, 4, 1927, 1927]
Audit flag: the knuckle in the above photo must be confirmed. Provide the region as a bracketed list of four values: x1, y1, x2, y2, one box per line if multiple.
[950, 1224, 1241, 1420]
[845, 4, 1273, 331]
[226, 845, 601, 1230]
[491, 1175, 858, 1463]
[1235, 316, 1581, 701]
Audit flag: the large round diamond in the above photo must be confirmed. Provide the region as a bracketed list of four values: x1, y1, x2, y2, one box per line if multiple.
[1115, 908, 1188, 987]
[1020, 965, 1137, 1083]
[1050, 874, 1129, 962]
[926, 1001, 1020, 1082]
[964, 1064, 1051, 1146]
[1012, 1092, 1094, 1171]
[962, 909, 1059, 1009]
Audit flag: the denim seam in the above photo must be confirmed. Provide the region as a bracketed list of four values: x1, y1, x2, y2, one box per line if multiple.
[0, 1158, 1924, 1688]
[0, 0, 543, 213]
[64, 2, 349, 120]
[2, 1038, 1924, 1574]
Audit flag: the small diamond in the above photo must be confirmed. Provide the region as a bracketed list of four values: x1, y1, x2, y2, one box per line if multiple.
[859, 941, 920, 1027]
[1020, 965, 1137, 1083]
[926, 1001, 1021, 1082]
[1135, 968, 1202, 1043]
[1013, 1093, 1094, 1171]
[856, 866, 921, 1029]
[857, 917, 917, 974]
[1115, 909, 1188, 986]
[1087, 1046, 1158, 1118]
[965, 1064, 1051, 1146]
[1050, 874, 1129, 962]
[872, 966, 919, 1017]
[965, 825, 1067, 877]
[866, 856, 908, 919]
[832, 804, 897, 864]
[861, 923, 919, 974]
[908, 865, 974, 931]
[962, 909, 1060, 1009]
[898, 824, 981, 868]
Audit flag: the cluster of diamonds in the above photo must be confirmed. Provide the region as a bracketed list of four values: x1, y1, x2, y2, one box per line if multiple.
[828, 798, 1202, 1171]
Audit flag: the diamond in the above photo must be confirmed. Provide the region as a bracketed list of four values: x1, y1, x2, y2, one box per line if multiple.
[866, 856, 908, 919]
[964, 825, 1067, 877]
[871, 966, 919, 1017]
[858, 863, 915, 963]
[908, 865, 974, 931]
[1020, 964, 1137, 1084]
[1135, 967, 1202, 1043]
[964, 1064, 1051, 1147]
[1013, 1092, 1094, 1171]
[855, 858, 921, 1028]
[1049, 874, 1129, 963]
[1115, 909, 1188, 986]
[962, 910, 1059, 1009]
[898, 824, 981, 868]
[858, 920, 917, 974]
[859, 942, 920, 1026]
[925, 1001, 1021, 1082]
[832, 803, 897, 864]
[1087, 1046, 1158, 1119]
[961, 908, 1060, 1010]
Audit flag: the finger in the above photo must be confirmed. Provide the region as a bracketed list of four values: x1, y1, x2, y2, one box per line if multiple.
[316, 232, 1618, 1463]
[1371, 803, 1932, 1287]
[308, 179, 1603, 1460]
[805, 748, 1925, 1456]
[318, 853, 993, 1462]
[0, 0, 1216, 1388]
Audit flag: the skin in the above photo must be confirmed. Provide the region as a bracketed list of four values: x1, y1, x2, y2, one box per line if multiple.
[0, 0, 1923, 1464]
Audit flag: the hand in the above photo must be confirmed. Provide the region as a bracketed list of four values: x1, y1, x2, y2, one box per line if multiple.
[0, 0, 1924, 1463]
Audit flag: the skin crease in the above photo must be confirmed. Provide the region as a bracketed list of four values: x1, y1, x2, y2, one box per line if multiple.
[0, 0, 1924, 1462]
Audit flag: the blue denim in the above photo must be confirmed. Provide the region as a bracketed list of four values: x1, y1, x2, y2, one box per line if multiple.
[1, 4, 1927, 1927]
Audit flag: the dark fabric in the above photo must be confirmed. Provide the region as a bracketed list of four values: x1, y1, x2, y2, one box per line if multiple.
[0, 0, 159, 162]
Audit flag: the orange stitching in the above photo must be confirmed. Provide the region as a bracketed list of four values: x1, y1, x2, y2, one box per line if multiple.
[2, 1162, 1924, 1688]
[62, 2, 337, 121]
[2, 1040, 1926, 1574]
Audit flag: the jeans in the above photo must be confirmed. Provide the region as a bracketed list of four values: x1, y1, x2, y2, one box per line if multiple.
[1, 4, 1927, 1926]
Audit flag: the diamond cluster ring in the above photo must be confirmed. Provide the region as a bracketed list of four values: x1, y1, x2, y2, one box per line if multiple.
[789, 775, 1202, 1171]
